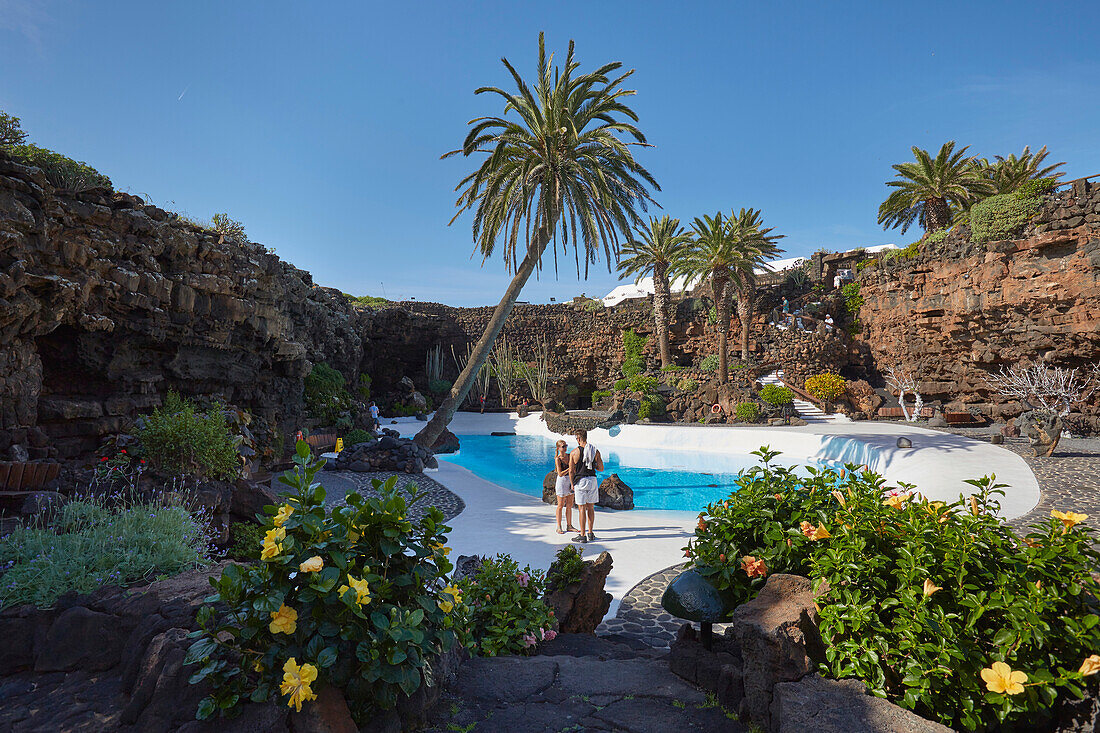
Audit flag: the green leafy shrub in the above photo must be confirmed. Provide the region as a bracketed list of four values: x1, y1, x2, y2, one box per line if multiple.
[841, 283, 863, 314]
[970, 179, 1055, 244]
[187, 444, 467, 722]
[545, 545, 585, 592]
[345, 294, 391, 309]
[357, 374, 372, 400]
[734, 402, 760, 422]
[137, 392, 240, 480]
[591, 389, 612, 407]
[804, 373, 846, 401]
[613, 378, 629, 391]
[304, 362, 352, 424]
[565, 384, 579, 396]
[622, 329, 648, 360]
[460, 554, 556, 656]
[686, 451, 1100, 731]
[759, 384, 793, 406]
[226, 521, 265, 562]
[676, 377, 698, 392]
[923, 229, 948, 247]
[700, 355, 720, 372]
[6, 143, 112, 190]
[0, 497, 208, 608]
[855, 258, 878, 272]
[344, 428, 372, 446]
[212, 213, 246, 242]
[628, 374, 658, 394]
[428, 378, 452, 396]
[638, 394, 665, 420]
[581, 298, 604, 312]
[707, 306, 719, 324]
[621, 358, 644, 379]
[660, 364, 684, 372]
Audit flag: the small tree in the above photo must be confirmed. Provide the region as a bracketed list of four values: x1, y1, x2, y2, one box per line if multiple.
[0, 111, 28, 147]
[212, 213, 246, 242]
[985, 362, 1100, 417]
[519, 338, 551, 407]
[885, 367, 923, 422]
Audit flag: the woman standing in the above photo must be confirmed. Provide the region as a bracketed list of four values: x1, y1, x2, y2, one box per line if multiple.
[554, 440, 578, 534]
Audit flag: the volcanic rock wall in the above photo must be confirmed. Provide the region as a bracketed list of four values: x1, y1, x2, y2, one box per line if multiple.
[855, 185, 1100, 427]
[0, 153, 366, 459]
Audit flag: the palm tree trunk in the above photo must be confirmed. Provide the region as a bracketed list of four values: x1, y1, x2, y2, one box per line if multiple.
[653, 261, 672, 369]
[414, 205, 561, 449]
[925, 197, 951, 231]
[737, 286, 754, 361]
[713, 275, 732, 384]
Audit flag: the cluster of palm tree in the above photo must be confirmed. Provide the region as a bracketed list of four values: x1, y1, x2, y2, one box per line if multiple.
[618, 211, 783, 383]
[877, 142, 1064, 235]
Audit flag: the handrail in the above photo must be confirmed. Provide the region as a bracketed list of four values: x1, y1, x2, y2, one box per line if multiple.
[778, 377, 831, 414]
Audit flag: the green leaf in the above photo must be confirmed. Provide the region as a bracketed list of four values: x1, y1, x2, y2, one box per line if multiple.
[317, 646, 338, 668]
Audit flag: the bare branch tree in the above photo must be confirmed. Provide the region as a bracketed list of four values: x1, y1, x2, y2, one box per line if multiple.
[985, 362, 1100, 416]
[885, 367, 923, 422]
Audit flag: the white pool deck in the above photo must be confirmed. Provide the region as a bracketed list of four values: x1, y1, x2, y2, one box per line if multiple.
[387, 412, 1040, 619]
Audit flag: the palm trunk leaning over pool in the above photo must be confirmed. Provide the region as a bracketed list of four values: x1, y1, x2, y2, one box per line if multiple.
[413, 32, 658, 449]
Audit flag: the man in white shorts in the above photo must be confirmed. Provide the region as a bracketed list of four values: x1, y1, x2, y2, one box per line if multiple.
[569, 429, 604, 543]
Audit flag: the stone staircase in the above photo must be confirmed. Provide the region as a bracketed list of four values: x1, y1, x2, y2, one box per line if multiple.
[760, 370, 847, 424]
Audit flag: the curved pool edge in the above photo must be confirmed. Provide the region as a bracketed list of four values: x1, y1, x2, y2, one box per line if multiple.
[385, 412, 1041, 615]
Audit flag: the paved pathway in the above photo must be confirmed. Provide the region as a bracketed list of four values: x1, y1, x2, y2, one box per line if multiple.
[290, 469, 466, 522]
[422, 635, 743, 733]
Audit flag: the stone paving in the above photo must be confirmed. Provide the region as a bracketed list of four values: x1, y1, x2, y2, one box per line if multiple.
[598, 429, 1100, 648]
[422, 635, 744, 733]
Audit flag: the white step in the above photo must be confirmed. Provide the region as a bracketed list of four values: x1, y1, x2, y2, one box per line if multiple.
[762, 370, 846, 423]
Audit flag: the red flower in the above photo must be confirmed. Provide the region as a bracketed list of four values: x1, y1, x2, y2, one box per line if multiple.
[120, 449, 126, 454]
[100, 457, 108, 462]
[140, 459, 146, 464]
[741, 555, 768, 578]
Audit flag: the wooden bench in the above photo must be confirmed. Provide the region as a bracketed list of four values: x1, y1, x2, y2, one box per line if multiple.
[877, 406, 935, 419]
[304, 433, 338, 452]
[945, 411, 979, 425]
[0, 462, 61, 490]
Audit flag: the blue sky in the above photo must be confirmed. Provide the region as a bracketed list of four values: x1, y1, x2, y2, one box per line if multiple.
[3, 1, 1099, 306]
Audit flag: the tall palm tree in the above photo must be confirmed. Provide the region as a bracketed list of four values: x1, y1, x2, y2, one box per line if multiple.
[878, 141, 991, 234]
[725, 209, 783, 362]
[617, 215, 692, 368]
[682, 211, 783, 382]
[979, 145, 1065, 194]
[414, 33, 658, 448]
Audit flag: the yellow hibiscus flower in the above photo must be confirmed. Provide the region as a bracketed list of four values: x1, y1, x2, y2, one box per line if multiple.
[980, 661, 1027, 695]
[1079, 655, 1100, 676]
[269, 604, 298, 634]
[1052, 509, 1088, 532]
[338, 575, 372, 606]
[280, 657, 318, 711]
[882, 493, 912, 510]
[260, 537, 283, 561]
[273, 504, 295, 527]
[431, 541, 451, 556]
[438, 584, 462, 613]
[299, 556, 324, 573]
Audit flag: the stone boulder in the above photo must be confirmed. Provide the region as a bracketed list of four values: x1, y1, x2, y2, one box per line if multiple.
[334, 435, 435, 473]
[729, 573, 825, 729]
[669, 624, 745, 712]
[543, 470, 559, 504]
[1018, 409, 1063, 457]
[430, 428, 460, 455]
[770, 674, 954, 733]
[597, 474, 634, 510]
[544, 551, 613, 634]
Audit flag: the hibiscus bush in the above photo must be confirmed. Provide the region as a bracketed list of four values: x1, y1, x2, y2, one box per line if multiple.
[685, 448, 1100, 731]
[459, 554, 556, 656]
[185, 442, 469, 722]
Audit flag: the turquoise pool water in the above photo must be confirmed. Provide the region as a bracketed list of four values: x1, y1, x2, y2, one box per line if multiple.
[437, 434, 820, 512]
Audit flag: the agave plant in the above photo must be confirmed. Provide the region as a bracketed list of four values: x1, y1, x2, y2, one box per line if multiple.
[617, 216, 692, 368]
[877, 141, 992, 234]
[415, 33, 658, 447]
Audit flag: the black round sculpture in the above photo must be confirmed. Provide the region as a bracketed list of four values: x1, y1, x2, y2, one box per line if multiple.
[661, 569, 728, 648]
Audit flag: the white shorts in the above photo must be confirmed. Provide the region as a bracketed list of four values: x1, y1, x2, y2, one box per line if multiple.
[555, 475, 572, 497]
[574, 477, 599, 505]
